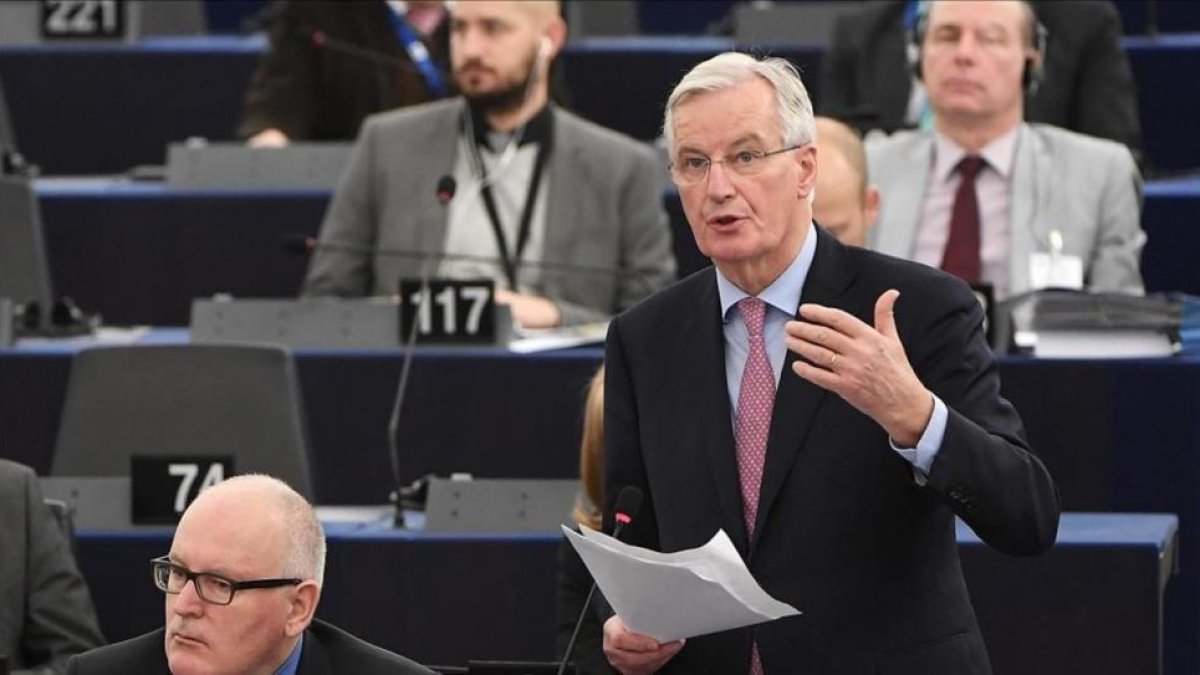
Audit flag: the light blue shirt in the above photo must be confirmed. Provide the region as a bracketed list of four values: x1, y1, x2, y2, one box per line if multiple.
[716, 222, 947, 478]
[275, 635, 303, 675]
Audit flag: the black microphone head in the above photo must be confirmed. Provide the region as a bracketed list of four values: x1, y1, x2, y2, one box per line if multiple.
[281, 233, 315, 255]
[613, 486, 644, 526]
[436, 175, 457, 204]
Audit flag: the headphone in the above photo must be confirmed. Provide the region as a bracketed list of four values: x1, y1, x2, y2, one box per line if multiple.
[909, 6, 1048, 96]
[537, 36, 552, 65]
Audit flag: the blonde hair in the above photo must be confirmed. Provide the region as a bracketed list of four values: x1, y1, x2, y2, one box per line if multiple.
[572, 366, 604, 530]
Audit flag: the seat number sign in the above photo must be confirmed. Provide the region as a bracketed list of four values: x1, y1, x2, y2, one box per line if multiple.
[41, 0, 125, 39]
[131, 456, 233, 524]
[398, 278, 496, 344]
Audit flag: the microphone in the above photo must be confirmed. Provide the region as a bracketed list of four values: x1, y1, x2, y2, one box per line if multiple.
[385, 178, 456, 527]
[310, 28, 417, 71]
[435, 174, 456, 205]
[556, 486, 644, 675]
[264, 20, 429, 77]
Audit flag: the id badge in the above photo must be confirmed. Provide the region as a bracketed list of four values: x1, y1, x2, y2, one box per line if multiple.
[1029, 252, 1083, 290]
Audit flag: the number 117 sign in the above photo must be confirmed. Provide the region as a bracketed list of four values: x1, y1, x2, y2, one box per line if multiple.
[398, 278, 497, 344]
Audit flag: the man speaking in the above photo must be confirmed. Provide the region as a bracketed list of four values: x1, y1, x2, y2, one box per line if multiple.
[601, 52, 1059, 674]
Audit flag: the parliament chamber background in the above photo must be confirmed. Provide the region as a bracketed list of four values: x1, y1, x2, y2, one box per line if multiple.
[2, 1, 1199, 673]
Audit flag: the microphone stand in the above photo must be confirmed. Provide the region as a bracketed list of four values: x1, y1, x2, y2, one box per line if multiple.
[387, 270, 428, 528]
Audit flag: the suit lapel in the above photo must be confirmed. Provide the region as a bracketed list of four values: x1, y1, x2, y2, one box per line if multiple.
[684, 270, 750, 552]
[1008, 124, 1042, 295]
[411, 102, 462, 255]
[542, 108, 582, 267]
[752, 230, 855, 549]
[873, 135, 933, 260]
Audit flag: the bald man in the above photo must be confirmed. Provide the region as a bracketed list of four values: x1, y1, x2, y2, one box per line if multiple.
[303, 0, 675, 329]
[813, 117, 880, 247]
[67, 475, 431, 675]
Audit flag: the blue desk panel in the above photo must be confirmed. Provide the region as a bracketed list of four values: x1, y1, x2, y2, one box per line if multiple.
[2, 35, 1197, 174]
[2, 336, 1198, 674]
[32, 178, 1200, 327]
[70, 513, 1176, 673]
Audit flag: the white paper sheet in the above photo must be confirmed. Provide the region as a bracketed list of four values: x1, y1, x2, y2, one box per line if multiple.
[562, 525, 800, 642]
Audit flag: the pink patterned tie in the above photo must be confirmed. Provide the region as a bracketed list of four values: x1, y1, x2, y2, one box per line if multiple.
[735, 297, 775, 675]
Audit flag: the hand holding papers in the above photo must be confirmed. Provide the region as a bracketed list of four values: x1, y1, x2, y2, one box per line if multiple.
[562, 525, 800, 642]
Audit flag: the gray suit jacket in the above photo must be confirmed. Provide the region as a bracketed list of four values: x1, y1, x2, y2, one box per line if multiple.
[0, 460, 104, 675]
[302, 99, 676, 325]
[866, 123, 1144, 297]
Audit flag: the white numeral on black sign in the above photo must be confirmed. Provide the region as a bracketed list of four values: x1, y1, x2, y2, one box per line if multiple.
[44, 0, 121, 36]
[168, 462, 225, 513]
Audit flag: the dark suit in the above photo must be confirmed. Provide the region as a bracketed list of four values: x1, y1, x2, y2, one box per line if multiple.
[0, 460, 104, 675]
[237, 0, 450, 142]
[603, 228, 1059, 673]
[819, 0, 1143, 161]
[65, 619, 432, 674]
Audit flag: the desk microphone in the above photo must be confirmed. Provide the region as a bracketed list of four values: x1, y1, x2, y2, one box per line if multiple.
[382, 177, 458, 527]
[556, 486, 644, 675]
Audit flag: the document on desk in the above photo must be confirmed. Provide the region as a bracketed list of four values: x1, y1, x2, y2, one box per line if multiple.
[562, 525, 800, 642]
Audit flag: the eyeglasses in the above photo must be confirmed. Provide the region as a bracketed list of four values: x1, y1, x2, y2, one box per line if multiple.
[151, 556, 301, 606]
[669, 144, 804, 185]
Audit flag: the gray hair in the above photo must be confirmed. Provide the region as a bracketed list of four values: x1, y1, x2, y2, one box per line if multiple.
[213, 474, 327, 586]
[662, 52, 816, 155]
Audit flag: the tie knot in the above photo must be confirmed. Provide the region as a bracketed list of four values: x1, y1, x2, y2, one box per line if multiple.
[738, 297, 767, 337]
[957, 155, 985, 180]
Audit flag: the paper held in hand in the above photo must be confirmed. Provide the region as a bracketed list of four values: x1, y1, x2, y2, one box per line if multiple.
[562, 525, 800, 642]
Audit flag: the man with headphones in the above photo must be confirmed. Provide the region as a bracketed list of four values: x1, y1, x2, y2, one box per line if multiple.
[302, 0, 675, 328]
[864, 0, 1144, 301]
[821, 0, 1143, 162]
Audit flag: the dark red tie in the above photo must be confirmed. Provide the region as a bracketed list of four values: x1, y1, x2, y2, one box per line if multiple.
[940, 155, 985, 284]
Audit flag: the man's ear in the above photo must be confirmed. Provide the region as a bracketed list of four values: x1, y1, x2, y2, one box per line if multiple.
[797, 144, 818, 199]
[863, 185, 881, 230]
[544, 15, 567, 60]
[284, 581, 320, 637]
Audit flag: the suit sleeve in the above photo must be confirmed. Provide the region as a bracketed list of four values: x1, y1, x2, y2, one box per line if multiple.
[236, 1, 320, 140]
[906, 282, 1060, 556]
[818, 13, 861, 120]
[300, 118, 382, 297]
[1086, 144, 1145, 294]
[15, 471, 105, 675]
[554, 148, 675, 326]
[1064, 2, 1144, 164]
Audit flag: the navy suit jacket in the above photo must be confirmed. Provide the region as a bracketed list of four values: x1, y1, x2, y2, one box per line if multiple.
[603, 228, 1059, 673]
[65, 619, 432, 675]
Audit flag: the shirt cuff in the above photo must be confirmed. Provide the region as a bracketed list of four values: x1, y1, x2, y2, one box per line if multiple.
[889, 394, 948, 482]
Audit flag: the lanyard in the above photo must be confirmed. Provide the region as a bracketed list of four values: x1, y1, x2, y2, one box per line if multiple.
[384, 5, 447, 98]
[472, 137, 550, 290]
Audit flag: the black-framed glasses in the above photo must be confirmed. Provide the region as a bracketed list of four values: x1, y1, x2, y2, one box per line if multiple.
[669, 144, 805, 185]
[151, 556, 301, 606]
